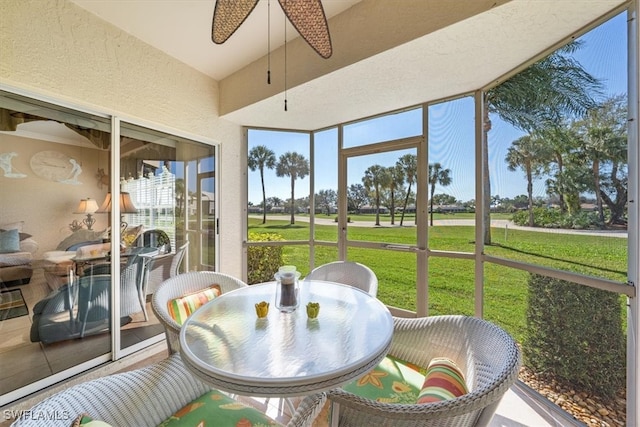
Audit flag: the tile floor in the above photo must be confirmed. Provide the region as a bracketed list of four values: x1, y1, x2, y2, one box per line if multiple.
[0, 265, 164, 396]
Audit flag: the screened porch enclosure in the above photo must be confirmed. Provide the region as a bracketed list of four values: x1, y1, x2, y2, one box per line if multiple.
[245, 9, 637, 425]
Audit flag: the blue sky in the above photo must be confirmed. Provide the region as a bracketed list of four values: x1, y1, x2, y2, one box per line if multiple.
[248, 12, 627, 205]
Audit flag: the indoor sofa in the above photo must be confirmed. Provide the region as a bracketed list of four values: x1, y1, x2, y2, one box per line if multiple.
[0, 221, 38, 287]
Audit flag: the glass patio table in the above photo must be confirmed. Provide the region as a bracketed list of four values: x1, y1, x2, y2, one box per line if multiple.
[179, 280, 393, 397]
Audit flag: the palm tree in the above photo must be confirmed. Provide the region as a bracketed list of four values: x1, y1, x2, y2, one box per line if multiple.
[276, 152, 309, 224]
[386, 165, 404, 225]
[428, 163, 452, 226]
[482, 40, 602, 244]
[396, 154, 417, 226]
[506, 135, 548, 227]
[248, 145, 276, 224]
[362, 165, 390, 226]
[576, 94, 628, 225]
[535, 122, 582, 214]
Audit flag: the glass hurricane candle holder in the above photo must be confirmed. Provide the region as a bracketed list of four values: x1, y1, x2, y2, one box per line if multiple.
[274, 265, 300, 313]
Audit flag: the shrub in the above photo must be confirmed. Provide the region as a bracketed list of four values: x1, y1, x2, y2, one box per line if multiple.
[512, 208, 603, 229]
[524, 274, 625, 398]
[247, 232, 284, 285]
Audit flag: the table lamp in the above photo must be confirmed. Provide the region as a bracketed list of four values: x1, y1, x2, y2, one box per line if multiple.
[74, 198, 99, 230]
[96, 192, 138, 232]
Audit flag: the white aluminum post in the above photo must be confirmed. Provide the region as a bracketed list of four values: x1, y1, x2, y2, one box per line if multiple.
[627, 2, 639, 426]
[111, 116, 122, 360]
[474, 90, 485, 318]
[338, 125, 347, 261]
[415, 105, 429, 317]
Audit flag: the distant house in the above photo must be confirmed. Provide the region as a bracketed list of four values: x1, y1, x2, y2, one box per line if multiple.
[248, 205, 263, 214]
[429, 205, 466, 213]
[312, 205, 337, 214]
[201, 191, 215, 215]
[397, 205, 416, 214]
[359, 205, 389, 214]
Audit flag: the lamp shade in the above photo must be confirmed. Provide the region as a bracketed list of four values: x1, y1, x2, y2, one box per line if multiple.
[97, 192, 138, 214]
[74, 198, 99, 214]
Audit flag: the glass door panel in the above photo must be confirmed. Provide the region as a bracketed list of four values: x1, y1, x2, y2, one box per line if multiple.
[197, 173, 215, 270]
[0, 91, 112, 401]
[118, 122, 216, 353]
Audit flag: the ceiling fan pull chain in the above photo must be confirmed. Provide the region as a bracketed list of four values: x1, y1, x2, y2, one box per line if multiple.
[267, 0, 271, 84]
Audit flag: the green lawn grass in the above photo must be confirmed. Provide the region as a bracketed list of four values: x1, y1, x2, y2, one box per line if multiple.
[248, 216, 628, 342]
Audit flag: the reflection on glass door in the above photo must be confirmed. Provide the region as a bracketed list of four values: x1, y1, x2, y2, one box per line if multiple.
[117, 123, 216, 354]
[196, 172, 216, 270]
[0, 91, 112, 403]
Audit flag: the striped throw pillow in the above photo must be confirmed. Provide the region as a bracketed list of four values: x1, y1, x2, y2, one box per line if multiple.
[417, 357, 468, 403]
[167, 284, 221, 326]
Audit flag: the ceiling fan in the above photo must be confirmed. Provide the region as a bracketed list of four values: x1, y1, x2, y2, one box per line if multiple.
[211, 0, 332, 59]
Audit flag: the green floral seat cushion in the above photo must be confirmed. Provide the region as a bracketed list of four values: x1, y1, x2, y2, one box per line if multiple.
[71, 414, 112, 426]
[342, 355, 427, 404]
[158, 389, 278, 426]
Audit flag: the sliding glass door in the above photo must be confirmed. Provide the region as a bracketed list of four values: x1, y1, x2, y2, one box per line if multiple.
[0, 91, 218, 406]
[0, 91, 113, 403]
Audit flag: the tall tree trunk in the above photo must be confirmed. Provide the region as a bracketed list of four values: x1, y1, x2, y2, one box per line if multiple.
[260, 169, 267, 224]
[429, 185, 435, 227]
[375, 188, 381, 226]
[592, 160, 605, 226]
[526, 162, 534, 227]
[390, 189, 395, 225]
[400, 183, 411, 226]
[289, 177, 295, 224]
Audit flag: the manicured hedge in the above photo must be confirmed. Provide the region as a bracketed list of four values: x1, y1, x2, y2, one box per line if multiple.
[247, 232, 284, 284]
[524, 273, 625, 397]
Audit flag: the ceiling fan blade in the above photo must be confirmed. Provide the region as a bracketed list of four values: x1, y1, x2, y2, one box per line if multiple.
[211, 0, 259, 44]
[278, 0, 332, 59]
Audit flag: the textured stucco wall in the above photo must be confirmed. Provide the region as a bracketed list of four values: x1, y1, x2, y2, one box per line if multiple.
[0, 0, 244, 276]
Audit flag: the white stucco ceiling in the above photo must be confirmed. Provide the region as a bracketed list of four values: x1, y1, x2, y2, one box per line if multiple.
[69, 0, 627, 131]
[69, 0, 362, 81]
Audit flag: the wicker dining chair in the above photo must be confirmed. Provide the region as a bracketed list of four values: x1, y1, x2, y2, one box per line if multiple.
[305, 261, 378, 296]
[327, 315, 522, 427]
[151, 271, 248, 354]
[137, 242, 188, 321]
[10, 353, 328, 427]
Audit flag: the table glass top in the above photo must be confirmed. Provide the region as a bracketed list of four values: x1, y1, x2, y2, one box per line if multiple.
[180, 280, 393, 391]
